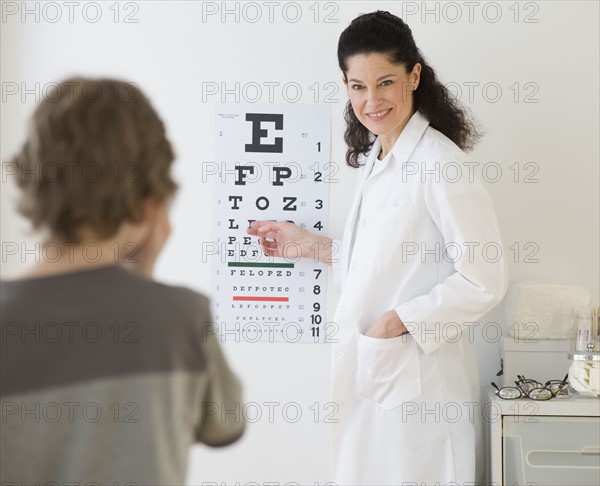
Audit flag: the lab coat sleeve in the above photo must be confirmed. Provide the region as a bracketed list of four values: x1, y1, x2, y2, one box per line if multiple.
[394, 153, 509, 357]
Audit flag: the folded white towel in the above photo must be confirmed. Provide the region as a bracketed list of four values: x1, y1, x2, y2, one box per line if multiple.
[505, 282, 591, 340]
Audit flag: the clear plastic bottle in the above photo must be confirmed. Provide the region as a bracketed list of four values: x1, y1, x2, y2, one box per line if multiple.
[575, 306, 592, 352]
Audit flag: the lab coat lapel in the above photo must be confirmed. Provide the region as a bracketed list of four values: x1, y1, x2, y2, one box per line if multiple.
[360, 111, 430, 205]
[341, 111, 429, 279]
[341, 137, 382, 279]
[389, 110, 430, 166]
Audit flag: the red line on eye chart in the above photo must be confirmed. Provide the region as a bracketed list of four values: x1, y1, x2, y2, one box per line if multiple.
[232, 296, 290, 302]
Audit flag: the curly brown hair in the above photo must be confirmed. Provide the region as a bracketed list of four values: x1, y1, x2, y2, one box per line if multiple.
[11, 77, 177, 241]
[338, 11, 482, 168]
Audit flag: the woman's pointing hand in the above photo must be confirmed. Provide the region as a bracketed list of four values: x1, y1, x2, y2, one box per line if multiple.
[246, 220, 335, 265]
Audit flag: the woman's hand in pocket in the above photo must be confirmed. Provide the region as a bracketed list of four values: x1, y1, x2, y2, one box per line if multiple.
[365, 310, 408, 338]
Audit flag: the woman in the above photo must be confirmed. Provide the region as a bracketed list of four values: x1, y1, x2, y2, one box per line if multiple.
[247, 11, 508, 485]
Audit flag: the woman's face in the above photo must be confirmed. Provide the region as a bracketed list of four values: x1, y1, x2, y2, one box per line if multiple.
[343, 52, 421, 143]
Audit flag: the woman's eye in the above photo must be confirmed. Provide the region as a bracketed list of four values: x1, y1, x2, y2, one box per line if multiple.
[351, 85, 363, 90]
[381, 80, 393, 86]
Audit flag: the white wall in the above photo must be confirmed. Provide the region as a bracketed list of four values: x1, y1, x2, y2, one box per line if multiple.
[2, 1, 599, 483]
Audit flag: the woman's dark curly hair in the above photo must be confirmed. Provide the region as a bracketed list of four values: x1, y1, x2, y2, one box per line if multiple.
[337, 10, 482, 167]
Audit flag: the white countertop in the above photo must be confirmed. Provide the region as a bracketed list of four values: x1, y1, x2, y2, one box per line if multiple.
[485, 387, 600, 417]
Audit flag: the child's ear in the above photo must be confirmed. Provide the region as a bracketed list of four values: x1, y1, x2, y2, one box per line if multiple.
[133, 196, 159, 225]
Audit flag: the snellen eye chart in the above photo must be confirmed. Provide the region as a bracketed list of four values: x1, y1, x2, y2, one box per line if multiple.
[210, 103, 333, 343]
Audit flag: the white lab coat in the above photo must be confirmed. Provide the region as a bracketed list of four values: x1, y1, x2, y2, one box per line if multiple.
[330, 110, 508, 485]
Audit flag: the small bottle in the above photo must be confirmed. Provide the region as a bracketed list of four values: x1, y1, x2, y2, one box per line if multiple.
[592, 306, 599, 351]
[575, 306, 592, 352]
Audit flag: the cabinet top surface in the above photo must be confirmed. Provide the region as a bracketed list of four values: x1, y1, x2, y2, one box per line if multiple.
[485, 387, 600, 417]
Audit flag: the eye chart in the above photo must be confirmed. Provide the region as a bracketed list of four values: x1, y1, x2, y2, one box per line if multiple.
[210, 103, 332, 343]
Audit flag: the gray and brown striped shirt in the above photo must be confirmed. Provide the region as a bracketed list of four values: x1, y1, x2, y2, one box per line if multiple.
[1, 264, 244, 485]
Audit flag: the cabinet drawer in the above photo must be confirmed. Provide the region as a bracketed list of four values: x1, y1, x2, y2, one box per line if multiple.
[503, 416, 600, 486]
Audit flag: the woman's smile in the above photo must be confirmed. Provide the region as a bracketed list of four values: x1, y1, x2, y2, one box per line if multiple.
[366, 108, 392, 121]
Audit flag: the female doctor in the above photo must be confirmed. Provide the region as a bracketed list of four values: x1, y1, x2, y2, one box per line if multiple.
[247, 11, 508, 486]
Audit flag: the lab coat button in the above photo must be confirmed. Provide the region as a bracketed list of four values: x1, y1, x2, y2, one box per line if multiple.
[337, 350, 345, 359]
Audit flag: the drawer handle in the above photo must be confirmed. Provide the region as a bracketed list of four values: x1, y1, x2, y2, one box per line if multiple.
[527, 450, 600, 467]
[582, 448, 600, 456]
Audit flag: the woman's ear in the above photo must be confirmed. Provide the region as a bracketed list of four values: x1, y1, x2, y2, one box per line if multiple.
[411, 63, 422, 90]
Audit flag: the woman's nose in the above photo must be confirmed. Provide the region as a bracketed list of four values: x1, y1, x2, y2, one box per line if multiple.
[365, 87, 383, 106]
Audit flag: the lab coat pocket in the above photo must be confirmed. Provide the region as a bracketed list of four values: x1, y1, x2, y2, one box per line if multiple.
[360, 205, 414, 270]
[355, 332, 421, 410]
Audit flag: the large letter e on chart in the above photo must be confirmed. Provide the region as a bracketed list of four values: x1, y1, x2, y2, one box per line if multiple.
[245, 113, 284, 153]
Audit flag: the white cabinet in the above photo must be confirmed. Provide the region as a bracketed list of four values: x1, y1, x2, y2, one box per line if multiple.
[485, 388, 600, 485]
